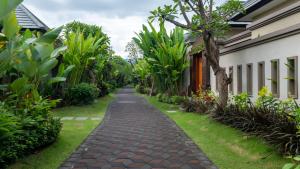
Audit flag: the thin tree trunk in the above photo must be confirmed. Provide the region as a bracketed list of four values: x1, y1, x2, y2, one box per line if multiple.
[215, 68, 229, 106]
[202, 31, 230, 107]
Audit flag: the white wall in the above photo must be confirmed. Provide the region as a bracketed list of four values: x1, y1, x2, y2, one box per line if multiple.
[211, 34, 300, 100]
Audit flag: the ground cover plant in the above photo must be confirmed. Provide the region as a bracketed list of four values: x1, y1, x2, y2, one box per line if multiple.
[213, 88, 300, 156]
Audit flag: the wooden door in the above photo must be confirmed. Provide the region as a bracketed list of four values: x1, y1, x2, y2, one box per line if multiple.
[191, 53, 203, 93]
[195, 55, 203, 93]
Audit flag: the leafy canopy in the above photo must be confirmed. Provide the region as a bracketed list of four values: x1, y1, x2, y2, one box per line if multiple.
[149, 0, 244, 37]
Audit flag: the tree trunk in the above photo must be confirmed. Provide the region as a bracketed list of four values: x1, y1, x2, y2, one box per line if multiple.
[215, 68, 229, 107]
[202, 31, 230, 107]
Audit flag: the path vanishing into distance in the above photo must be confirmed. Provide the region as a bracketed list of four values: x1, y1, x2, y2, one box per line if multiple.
[60, 88, 217, 169]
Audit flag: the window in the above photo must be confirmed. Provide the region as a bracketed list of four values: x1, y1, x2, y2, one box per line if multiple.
[271, 59, 280, 97]
[258, 62, 265, 91]
[229, 67, 233, 94]
[247, 64, 253, 96]
[237, 65, 242, 94]
[287, 56, 298, 98]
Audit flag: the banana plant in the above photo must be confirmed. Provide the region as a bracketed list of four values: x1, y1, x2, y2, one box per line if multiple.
[0, 1, 73, 101]
[134, 22, 188, 95]
[63, 29, 109, 86]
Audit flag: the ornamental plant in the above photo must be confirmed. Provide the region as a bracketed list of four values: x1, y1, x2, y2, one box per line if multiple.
[134, 22, 188, 95]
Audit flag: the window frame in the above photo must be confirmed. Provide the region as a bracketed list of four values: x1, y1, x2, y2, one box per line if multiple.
[287, 56, 298, 98]
[229, 66, 234, 94]
[271, 59, 280, 98]
[246, 63, 253, 96]
[257, 61, 265, 92]
[237, 65, 243, 94]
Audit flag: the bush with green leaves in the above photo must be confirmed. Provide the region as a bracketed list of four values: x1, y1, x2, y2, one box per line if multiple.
[97, 81, 110, 97]
[156, 93, 185, 105]
[135, 84, 150, 95]
[181, 90, 217, 114]
[66, 83, 99, 105]
[231, 92, 250, 110]
[213, 87, 300, 155]
[0, 99, 62, 168]
[0, 1, 63, 167]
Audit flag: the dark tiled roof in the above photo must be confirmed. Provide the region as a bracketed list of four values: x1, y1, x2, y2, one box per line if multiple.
[16, 4, 49, 31]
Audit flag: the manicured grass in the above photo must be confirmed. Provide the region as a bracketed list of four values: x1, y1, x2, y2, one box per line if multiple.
[145, 95, 289, 169]
[9, 94, 115, 169]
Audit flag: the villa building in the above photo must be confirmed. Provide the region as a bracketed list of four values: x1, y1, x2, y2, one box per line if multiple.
[187, 0, 300, 101]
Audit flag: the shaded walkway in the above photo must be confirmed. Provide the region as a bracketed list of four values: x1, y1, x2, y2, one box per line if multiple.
[60, 88, 217, 169]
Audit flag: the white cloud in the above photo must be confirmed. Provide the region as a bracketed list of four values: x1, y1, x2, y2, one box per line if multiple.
[23, 0, 175, 57]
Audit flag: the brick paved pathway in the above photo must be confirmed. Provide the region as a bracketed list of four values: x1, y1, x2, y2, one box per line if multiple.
[60, 88, 217, 169]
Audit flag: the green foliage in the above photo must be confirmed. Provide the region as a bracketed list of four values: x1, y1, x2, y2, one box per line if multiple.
[134, 22, 188, 95]
[66, 83, 99, 105]
[0, 24, 69, 100]
[110, 55, 132, 87]
[232, 92, 250, 110]
[181, 90, 217, 113]
[146, 95, 288, 169]
[149, 0, 244, 38]
[63, 29, 109, 86]
[214, 87, 300, 156]
[255, 87, 297, 113]
[283, 156, 300, 169]
[0, 0, 23, 20]
[135, 84, 150, 95]
[0, 3, 63, 167]
[65, 21, 109, 43]
[133, 59, 151, 88]
[0, 100, 62, 168]
[156, 93, 185, 105]
[170, 95, 185, 105]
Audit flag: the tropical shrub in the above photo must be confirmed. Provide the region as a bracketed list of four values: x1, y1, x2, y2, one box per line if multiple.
[63, 29, 109, 86]
[66, 83, 99, 105]
[156, 93, 185, 105]
[133, 59, 151, 89]
[0, 1, 63, 167]
[135, 84, 150, 95]
[134, 22, 188, 95]
[213, 88, 300, 155]
[231, 92, 251, 110]
[97, 81, 110, 97]
[110, 55, 132, 87]
[181, 90, 217, 114]
[0, 99, 62, 168]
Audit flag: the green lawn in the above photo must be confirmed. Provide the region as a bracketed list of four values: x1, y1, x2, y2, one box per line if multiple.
[9, 94, 115, 169]
[145, 95, 289, 169]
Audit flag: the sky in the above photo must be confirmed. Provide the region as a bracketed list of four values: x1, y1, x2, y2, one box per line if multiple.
[23, 0, 175, 57]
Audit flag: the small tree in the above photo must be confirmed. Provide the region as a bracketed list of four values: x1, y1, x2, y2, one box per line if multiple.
[125, 40, 142, 66]
[150, 0, 243, 106]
